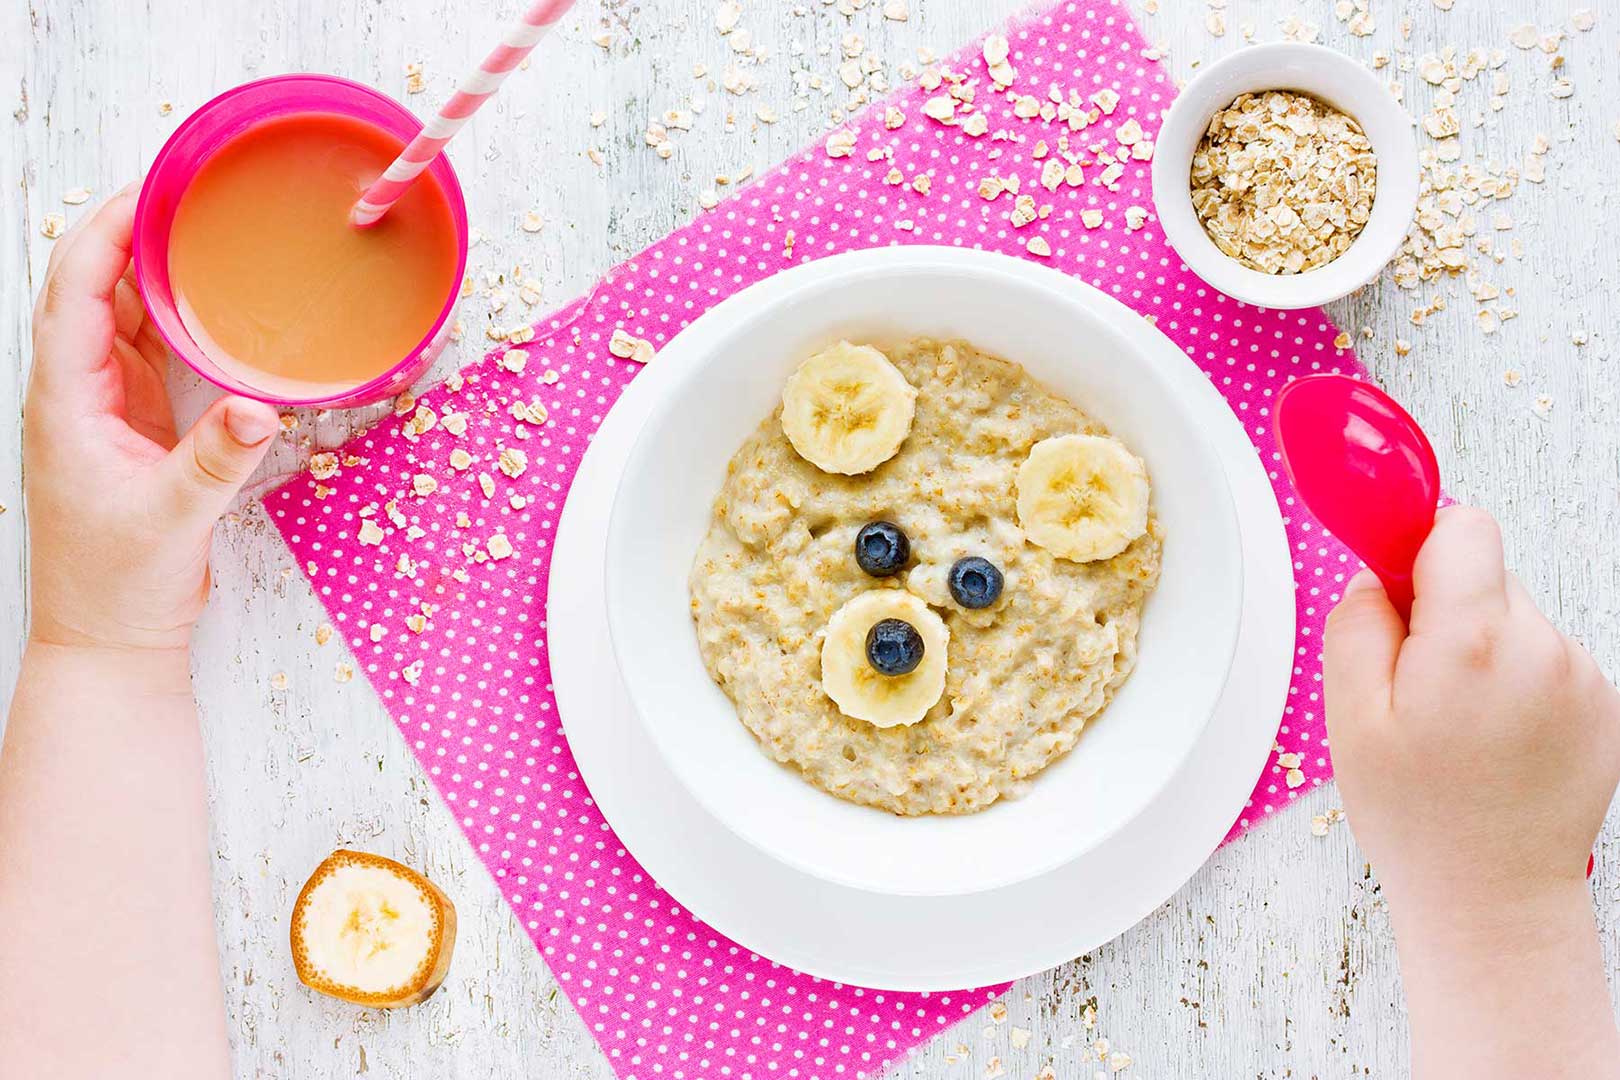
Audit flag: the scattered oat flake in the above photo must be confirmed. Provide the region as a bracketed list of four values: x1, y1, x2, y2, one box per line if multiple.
[497, 446, 529, 478]
[1533, 394, 1553, 417]
[825, 129, 856, 158]
[40, 212, 66, 239]
[521, 210, 544, 233]
[1572, 8, 1596, 31]
[1081, 208, 1105, 229]
[988, 1001, 1009, 1024]
[488, 533, 515, 560]
[922, 95, 956, 122]
[270, 672, 289, 691]
[1108, 1051, 1133, 1072]
[983, 1058, 1005, 1080]
[358, 519, 386, 547]
[609, 328, 656, 363]
[315, 623, 334, 647]
[370, 623, 388, 643]
[404, 62, 427, 94]
[334, 662, 355, 684]
[62, 187, 92, 205]
[1285, 768, 1306, 789]
[310, 452, 340, 480]
[158, 100, 173, 116]
[1025, 236, 1051, 258]
[1124, 206, 1148, 232]
[1009, 1027, 1031, 1049]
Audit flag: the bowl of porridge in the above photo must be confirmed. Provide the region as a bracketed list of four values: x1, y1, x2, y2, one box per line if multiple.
[1152, 42, 1420, 309]
[603, 247, 1244, 897]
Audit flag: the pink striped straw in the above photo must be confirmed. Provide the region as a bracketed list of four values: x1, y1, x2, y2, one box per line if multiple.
[351, 0, 578, 227]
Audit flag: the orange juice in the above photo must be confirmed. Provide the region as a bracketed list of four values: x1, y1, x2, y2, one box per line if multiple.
[167, 112, 461, 398]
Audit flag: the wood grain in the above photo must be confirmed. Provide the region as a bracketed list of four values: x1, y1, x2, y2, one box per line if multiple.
[6, 0, 1619, 1076]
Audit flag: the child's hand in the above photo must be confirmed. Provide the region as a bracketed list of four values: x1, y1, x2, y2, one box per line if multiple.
[24, 185, 281, 652]
[1325, 505, 1620, 1077]
[1326, 506, 1620, 915]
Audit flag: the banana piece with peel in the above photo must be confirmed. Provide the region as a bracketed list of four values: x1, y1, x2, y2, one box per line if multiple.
[821, 590, 949, 727]
[290, 850, 457, 1008]
[1016, 433, 1151, 562]
[780, 341, 917, 475]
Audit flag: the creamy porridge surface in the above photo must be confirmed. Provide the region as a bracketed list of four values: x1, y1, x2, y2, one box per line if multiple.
[688, 338, 1162, 816]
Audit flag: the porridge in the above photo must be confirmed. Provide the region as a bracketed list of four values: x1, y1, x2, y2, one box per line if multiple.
[688, 338, 1162, 816]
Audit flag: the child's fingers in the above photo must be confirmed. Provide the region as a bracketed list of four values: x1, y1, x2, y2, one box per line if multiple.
[31, 187, 140, 394]
[152, 397, 279, 529]
[1409, 506, 1508, 632]
[1325, 570, 1405, 723]
[113, 265, 146, 342]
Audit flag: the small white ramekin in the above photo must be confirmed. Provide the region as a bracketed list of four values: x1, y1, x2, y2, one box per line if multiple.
[1151, 42, 1420, 310]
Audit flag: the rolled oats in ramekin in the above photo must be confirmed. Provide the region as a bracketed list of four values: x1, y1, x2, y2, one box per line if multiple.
[1189, 90, 1378, 276]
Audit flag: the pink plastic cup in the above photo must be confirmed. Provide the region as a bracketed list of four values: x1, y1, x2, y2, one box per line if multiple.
[133, 74, 470, 410]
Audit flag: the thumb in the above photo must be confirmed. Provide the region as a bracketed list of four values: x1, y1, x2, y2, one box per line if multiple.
[155, 397, 279, 528]
[1323, 569, 1406, 725]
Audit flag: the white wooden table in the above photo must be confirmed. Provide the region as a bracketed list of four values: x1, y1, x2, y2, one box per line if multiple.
[6, 1, 1618, 1075]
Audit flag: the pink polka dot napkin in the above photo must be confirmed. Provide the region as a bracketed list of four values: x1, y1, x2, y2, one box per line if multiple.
[268, 0, 1357, 1074]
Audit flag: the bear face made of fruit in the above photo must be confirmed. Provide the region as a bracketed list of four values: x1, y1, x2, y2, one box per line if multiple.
[787, 342, 1152, 730]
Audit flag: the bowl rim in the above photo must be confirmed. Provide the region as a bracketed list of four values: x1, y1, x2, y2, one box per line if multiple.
[1151, 41, 1421, 310]
[602, 245, 1246, 897]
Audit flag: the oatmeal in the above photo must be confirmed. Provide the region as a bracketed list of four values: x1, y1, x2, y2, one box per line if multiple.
[1190, 90, 1378, 275]
[688, 338, 1162, 816]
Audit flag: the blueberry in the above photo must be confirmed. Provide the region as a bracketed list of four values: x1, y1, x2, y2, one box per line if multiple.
[948, 556, 1004, 609]
[855, 521, 910, 577]
[865, 618, 924, 676]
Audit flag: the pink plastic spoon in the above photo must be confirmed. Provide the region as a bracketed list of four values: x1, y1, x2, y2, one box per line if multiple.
[1277, 375, 1597, 880]
[1274, 374, 1440, 623]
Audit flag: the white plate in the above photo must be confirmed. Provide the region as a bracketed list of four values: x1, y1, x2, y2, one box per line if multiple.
[550, 250, 1295, 990]
[605, 249, 1245, 897]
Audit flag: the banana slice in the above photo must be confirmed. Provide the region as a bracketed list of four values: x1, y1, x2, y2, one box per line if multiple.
[1016, 434, 1150, 562]
[780, 341, 917, 475]
[290, 850, 457, 1008]
[821, 590, 949, 727]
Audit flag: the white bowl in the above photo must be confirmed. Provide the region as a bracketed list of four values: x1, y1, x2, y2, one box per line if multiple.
[603, 247, 1244, 897]
[1152, 42, 1420, 310]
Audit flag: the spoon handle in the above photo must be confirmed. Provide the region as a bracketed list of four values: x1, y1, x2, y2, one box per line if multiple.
[1381, 572, 1415, 624]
